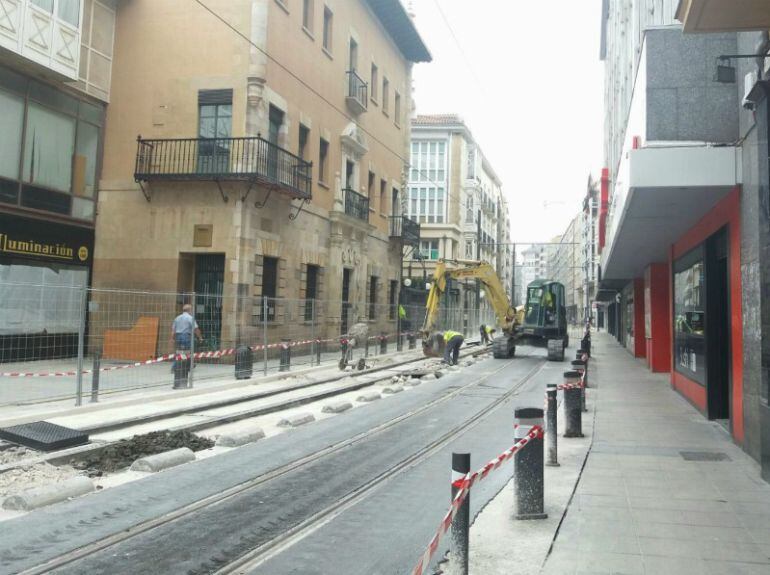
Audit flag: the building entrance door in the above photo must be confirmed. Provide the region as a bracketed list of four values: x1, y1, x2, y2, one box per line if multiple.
[194, 254, 224, 351]
[706, 229, 730, 424]
[341, 268, 352, 334]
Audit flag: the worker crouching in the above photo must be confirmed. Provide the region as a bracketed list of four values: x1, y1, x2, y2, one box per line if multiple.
[443, 330, 464, 365]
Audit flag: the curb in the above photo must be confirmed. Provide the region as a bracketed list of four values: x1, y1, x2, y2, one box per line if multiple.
[278, 413, 315, 428]
[322, 400, 353, 414]
[130, 447, 196, 472]
[2, 476, 94, 511]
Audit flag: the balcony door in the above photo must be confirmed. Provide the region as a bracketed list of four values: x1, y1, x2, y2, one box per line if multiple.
[198, 89, 232, 175]
[268, 105, 284, 183]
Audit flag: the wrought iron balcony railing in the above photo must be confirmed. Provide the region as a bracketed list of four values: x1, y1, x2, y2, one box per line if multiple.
[134, 135, 312, 199]
[389, 215, 420, 247]
[346, 70, 368, 114]
[343, 188, 369, 222]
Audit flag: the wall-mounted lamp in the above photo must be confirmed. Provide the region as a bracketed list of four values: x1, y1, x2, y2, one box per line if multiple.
[715, 57, 736, 84]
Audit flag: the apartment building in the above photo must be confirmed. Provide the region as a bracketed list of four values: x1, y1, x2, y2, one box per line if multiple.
[403, 114, 511, 314]
[598, 0, 770, 478]
[549, 217, 583, 325]
[0, 0, 117, 360]
[518, 244, 552, 307]
[92, 0, 429, 343]
[675, 0, 770, 480]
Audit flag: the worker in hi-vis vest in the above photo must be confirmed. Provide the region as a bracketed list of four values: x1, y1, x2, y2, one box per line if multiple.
[443, 330, 464, 365]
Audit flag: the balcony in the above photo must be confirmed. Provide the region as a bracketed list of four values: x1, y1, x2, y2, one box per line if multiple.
[676, 0, 770, 33]
[346, 70, 368, 115]
[134, 136, 312, 199]
[343, 188, 369, 222]
[389, 215, 420, 247]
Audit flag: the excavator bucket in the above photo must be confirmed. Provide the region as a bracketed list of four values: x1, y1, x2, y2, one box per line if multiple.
[422, 333, 445, 358]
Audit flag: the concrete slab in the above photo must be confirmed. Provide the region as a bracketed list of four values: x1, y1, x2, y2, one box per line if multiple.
[356, 392, 381, 403]
[381, 386, 404, 394]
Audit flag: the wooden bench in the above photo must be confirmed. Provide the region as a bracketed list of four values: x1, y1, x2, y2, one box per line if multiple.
[103, 316, 160, 362]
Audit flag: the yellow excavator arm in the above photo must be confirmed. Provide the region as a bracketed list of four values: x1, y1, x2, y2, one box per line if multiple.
[421, 259, 518, 339]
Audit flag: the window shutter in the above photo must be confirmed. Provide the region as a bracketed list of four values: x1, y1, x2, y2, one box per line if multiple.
[198, 89, 233, 105]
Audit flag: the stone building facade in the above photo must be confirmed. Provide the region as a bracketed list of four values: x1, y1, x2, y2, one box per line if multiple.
[93, 0, 430, 345]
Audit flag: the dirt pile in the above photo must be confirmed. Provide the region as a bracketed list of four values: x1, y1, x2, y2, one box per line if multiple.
[71, 430, 214, 476]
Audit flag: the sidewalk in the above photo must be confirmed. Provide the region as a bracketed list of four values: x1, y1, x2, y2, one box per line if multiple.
[469, 332, 770, 574]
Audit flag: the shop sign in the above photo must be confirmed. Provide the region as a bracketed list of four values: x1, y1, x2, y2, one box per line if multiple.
[0, 214, 93, 265]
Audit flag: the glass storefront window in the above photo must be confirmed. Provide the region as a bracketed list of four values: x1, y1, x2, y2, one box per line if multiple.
[674, 247, 706, 385]
[23, 104, 76, 192]
[0, 261, 87, 336]
[0, 65, 104, 221]
[0, 90, 23, 182]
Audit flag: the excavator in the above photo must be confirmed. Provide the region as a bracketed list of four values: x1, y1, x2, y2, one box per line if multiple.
[420, 259, 568, 361]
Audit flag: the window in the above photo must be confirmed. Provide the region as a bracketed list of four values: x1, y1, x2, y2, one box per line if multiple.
[31, 0, 53, 12]
[407, 186, 445, 224]
[58, 0, 80, 26]
[318, 138, 329, 183]
[673, 248, 706, 385]
[382, 77, 389, 114]
[409, 140, 446, 183]
[388, 279, 398, 320]
[0, 70, 103, 220]
[370, 63, 378, 102]
[302, 0, 314, 32]
[380, 178, 386, 214]
[322, 6, 333, 52]
[298, 124, 309, 161]
[23, 104, 76, 193]
[367, 170, 375, 200]
[419, 240, 440, 260]
[262, 256, 279, 321]
[198, 89, 233, 173]
[345, 159, 355, 189]
[465, 196, 474, 223]
[394, 91, 401, 126]
[465, 241, 474, 258]
[348, 38, 358, 72]
[304, 264, 319, 321]
[369, 276, 378, 319]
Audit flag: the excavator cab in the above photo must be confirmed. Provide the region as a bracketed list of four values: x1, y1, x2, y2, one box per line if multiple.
[519, 280, 569, 358]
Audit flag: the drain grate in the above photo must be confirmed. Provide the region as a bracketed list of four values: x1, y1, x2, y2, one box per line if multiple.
[680, 451, 731, 462]
[0, 421, 89, 452]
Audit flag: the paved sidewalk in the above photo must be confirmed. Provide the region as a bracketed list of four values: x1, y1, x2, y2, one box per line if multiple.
[543, 332, 770, 575]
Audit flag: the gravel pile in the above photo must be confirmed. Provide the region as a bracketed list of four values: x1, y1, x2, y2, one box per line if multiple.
[0, 444, 36, 466]
[71, 430, 214, 476]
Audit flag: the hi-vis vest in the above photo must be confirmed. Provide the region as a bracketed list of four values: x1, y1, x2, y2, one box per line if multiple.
[444, 330, 462, 342]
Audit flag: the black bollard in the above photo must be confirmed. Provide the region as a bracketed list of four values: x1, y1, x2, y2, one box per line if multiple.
[451, 452, 471, 574]
[514, 407, 547, 520]
[571, 360, 587, 412]
[408, 334, 416, 350]
[581, 336, 591, 357]
[316, 339, 322, 366]
[279, 339, 291, 372]
[563, 370, 584, 438]
[380, 333, 387, 354]
[576, 349, 586, 360]
[173, 351, 189, 389]
[545, 384, 559, 467]
[90, 350, 101, 403]
[235, 344, 253, 379]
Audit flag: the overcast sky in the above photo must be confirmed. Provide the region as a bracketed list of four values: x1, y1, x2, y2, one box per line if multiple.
[409, 0, 605, 243]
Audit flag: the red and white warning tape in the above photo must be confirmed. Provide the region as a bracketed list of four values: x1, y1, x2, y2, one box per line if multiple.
[0, 332, 418, 377]
[411, 425, 544, 575]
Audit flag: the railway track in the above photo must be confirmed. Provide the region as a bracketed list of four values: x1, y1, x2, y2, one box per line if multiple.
[19, 351, 546, 575]
[1, 343, 490, 475]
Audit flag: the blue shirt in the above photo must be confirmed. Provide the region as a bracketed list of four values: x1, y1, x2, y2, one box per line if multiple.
[172, 312, 198, 335]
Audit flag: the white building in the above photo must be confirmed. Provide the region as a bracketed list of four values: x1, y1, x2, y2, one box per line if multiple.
[405, 114, 511, 318]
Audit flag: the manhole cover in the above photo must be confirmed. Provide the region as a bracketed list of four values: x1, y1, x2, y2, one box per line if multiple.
[679, 451, 731, 462]
[0, 421, 89, 452]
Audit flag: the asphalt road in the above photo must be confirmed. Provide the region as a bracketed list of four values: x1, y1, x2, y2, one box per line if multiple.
[0, 345, 571, 575]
